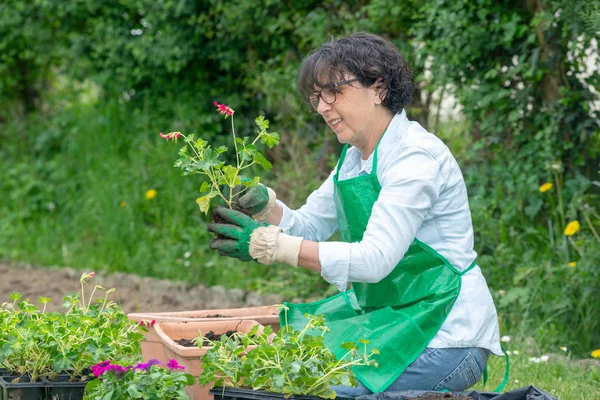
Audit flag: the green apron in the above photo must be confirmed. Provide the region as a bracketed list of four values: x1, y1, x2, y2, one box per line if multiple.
[280, 137, 476, 393]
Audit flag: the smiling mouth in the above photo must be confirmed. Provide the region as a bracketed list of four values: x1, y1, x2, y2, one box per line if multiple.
[328, 118, 342, 128]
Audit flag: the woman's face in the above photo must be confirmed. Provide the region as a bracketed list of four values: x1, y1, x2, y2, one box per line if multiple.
[313, 75, 385, 150]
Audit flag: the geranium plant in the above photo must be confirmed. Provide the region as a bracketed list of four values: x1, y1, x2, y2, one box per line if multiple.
[83, 359, 195, 400]
[0, 272, 143, 382]
[198, 313, 379, 399]
[161, 101, 280, 214]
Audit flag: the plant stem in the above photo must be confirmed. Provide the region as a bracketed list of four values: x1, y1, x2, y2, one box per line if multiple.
[231, 116, 239, 169]
[582, 209, 600, 245]
[553, 169, 566, 229]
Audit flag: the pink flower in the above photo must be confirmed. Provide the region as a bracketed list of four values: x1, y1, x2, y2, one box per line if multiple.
[134, 359, 161, 371]
[159, 132, 182, 140]
[89, 272, 95, 278]
[91, 360, 111, 377]
[213, 101, 234, 117]
[105, 364, 131, 377]
[150, 320, 156, 327]
[165, 359, 185, 370]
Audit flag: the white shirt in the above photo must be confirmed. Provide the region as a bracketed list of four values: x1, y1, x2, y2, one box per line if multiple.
[277, 111, 502, 356]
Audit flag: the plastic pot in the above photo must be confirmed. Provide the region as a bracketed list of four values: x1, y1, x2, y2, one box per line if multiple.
[209, 387, 354, 400]
[0, 375, 45, 400]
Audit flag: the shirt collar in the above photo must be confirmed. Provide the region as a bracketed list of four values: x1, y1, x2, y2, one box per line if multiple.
[340, 110, 410, 176]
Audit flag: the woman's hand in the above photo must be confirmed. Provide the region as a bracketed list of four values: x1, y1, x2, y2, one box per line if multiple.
[226, 180, 277, 221]
[208, 207, 302, 265]
[208, 207, 269, 261]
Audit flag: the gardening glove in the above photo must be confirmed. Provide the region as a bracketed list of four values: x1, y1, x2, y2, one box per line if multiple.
[224, 178, 277, 221]
[208, 207, 303, 266]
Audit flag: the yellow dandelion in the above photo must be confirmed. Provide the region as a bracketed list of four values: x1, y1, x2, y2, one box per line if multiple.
[146, 189, 157, 200]
[591, 349, 600, 359]
[564, 220, 580, 236]
[568, 261, 576, 267]
[539, 182, 553, 193]
[119, 201, 127, 208]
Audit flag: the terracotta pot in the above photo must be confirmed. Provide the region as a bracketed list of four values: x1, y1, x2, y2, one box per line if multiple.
[154, 319, 264, 400]
[128, 305, 280, 362]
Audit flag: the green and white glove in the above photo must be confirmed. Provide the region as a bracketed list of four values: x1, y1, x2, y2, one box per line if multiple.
[208, 207, 302, 265]
[226, 180, 277, 221]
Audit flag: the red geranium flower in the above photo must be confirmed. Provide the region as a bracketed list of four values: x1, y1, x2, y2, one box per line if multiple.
[213, 101, 234, 116]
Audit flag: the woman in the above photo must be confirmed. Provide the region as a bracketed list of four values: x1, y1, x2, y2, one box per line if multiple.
[208, 32, 502, 395]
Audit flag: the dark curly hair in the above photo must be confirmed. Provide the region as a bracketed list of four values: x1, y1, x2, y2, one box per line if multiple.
[298, 33, 415, 114]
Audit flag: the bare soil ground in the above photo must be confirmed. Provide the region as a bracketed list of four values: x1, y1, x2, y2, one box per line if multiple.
[0, 261, 206, 314]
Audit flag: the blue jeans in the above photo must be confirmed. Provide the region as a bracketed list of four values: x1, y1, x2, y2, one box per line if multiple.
[332, 347, 488, 397]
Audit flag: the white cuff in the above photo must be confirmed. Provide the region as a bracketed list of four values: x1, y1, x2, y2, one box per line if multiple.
[319, 242, 352, 292]
[252, 187, 277, 221]
[249, 225, 303, 267]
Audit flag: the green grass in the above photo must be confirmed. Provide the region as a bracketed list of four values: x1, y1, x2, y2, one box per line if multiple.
[474, 347, 600, 400]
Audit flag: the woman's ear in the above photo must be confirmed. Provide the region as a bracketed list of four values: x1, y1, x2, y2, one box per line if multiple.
[373, 78, 387, 105]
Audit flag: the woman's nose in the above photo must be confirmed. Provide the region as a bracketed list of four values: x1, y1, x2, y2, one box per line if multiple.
[317, 98, 332, 114]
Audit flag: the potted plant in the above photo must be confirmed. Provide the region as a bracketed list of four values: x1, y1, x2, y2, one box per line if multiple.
[83, 359, 195, 400]
[0, 272, 144, 400]
[0, 292, 56, 400]
[200, 313, 379, 399]
[153, 319, 264, 400]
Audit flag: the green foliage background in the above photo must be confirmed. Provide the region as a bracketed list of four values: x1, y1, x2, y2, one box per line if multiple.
[1, 0, 599, 356]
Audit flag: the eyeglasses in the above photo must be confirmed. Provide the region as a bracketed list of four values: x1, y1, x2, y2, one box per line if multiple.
[309, 78, 359, 110]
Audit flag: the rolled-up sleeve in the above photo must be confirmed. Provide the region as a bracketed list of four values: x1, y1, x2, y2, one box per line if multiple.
[319, 147, 445, 291]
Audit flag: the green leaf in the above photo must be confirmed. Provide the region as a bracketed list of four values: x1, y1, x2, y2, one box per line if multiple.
[196, 196, 211, 214]
[100, 390, 115, 400]
[260, 131, 280, 149]
[253, 153, 272, 171]
[206, 190, 220, 199]
[240, 146, 257, 162]
[184, 134, 195, 144]
[255, 115, 269, 130]
[340, 342, 356, 350]
[194, 138, 208, 150]
[126, 384, 143, 398]
[222, 165, 240, 184]
[200, 181, 212, 193]
[183, 373, 196, 386]
[243, 176, 260, 187]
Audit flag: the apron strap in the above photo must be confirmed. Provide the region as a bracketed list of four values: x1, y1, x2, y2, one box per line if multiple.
[483, 344, 510, 393]
[458, 260, 477, 276]
[334, 144, 350, 181]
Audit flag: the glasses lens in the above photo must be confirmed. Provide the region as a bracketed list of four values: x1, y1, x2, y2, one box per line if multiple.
[321, 88, 336, 104]
[309, 95, 320, 110]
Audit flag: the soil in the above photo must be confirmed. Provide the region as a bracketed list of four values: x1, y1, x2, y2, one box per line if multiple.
[175, 329, 238, 347]
[0, 262, 201, 314]
[204, 314, 231, 318]
[211, 206, 253, 240]
[413, 393, 471, 400]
